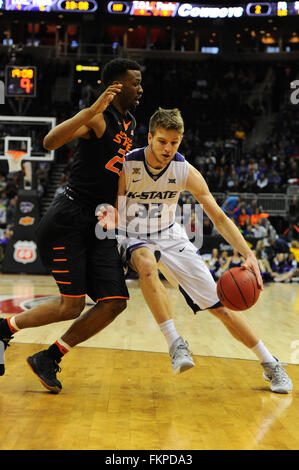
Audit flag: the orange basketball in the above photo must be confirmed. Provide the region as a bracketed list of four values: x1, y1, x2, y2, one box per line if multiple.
[217, 267, 260, 311]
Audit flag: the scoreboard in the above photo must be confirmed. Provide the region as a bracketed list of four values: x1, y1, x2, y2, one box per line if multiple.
[106, 1, 299, 18]
[0, 0, 98, 12]
[5, 66, 37, 98]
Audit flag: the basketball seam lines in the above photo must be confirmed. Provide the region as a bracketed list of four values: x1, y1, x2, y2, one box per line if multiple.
[219, 279, 240, 310]
[247, 270, 257, 303]
[229, 269, 249, 309]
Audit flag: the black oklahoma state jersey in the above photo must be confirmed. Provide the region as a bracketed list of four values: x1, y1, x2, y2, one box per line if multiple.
[66, 104, 136, 210]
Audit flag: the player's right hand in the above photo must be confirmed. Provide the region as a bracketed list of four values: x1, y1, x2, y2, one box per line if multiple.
[242, 253, 263, 291]
[97, 204, 118, 230]
[90, 83, 123, 115]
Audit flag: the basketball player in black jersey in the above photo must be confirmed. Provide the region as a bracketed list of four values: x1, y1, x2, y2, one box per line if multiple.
[0, 58, 143, 391]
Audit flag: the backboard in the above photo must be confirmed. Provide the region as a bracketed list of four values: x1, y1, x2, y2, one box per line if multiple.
[0, 115, 56, 162]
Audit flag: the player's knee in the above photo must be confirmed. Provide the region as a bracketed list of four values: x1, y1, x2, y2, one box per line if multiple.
[59, 297, 86, 320]
[112, 298, 127, 317]
[133, 249, 158, 279]
[100, 298, 127, 319]
[136, 257, 158, 279]
[209, 306, 230, 319]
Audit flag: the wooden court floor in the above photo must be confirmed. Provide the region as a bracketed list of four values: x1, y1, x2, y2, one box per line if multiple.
[0, 274, 298, 450]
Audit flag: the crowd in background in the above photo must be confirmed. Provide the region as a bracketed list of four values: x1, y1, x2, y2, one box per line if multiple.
[0, 55, 298, 279]
[201, 194, 299, 283]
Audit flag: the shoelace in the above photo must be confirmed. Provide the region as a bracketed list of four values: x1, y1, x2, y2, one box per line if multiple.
[53, 360, 62, 375]
[173, 341, 192, 359]
[43, 357, 62, 379]
[1, 336, 14, 350]
[271, 364, 290, 383]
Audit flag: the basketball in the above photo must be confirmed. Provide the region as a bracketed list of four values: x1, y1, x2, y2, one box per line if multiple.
[217, 267, 260, 311]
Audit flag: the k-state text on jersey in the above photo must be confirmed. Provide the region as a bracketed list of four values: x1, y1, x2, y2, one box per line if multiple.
[127, 190, 178, 200]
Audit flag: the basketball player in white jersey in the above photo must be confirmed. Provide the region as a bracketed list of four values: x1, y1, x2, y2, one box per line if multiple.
[98, 108, 292, 394]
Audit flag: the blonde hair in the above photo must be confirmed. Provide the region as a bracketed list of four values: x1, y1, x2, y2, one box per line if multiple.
[149, 107, 184, 135]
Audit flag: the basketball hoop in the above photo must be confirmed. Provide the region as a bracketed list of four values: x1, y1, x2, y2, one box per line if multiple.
[5, 150, 26, 173]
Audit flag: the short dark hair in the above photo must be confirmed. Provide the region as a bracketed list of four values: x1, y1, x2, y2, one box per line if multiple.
[149, 108, 184, 135]
[102, 58, 141, 86]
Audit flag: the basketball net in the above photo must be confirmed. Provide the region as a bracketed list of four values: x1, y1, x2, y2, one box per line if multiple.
[5, 150, 26, 173]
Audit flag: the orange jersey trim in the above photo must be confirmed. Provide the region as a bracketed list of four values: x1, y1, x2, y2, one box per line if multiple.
[52, 270, 70, 273]
[96, 296, 130, 302]
[60, 293, 86, 298]
[56, 280, 71, 285]
[53, 258, 67, 262]
[53, 247, 66, 250]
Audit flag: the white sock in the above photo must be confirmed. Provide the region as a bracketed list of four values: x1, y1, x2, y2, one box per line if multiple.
[159, 319, 180, 349]
[251, 340, 274, 363]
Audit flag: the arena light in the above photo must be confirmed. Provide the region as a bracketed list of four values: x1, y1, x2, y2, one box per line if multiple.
[201, 46, 219, 54]
[76, 64, 100, 72]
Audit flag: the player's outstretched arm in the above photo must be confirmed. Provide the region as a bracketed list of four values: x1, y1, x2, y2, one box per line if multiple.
[97, 170, 127, 230]
[186, 165, 263, 290]
[43, 83, 123, 150]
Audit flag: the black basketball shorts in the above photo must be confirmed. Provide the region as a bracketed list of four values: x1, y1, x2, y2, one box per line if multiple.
[36, 194, 129, 303]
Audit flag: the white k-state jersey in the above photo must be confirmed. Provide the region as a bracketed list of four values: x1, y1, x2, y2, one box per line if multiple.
[119, 147, 190, 236]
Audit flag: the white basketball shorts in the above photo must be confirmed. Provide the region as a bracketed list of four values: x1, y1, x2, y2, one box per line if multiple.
[119, 223, 221, 312]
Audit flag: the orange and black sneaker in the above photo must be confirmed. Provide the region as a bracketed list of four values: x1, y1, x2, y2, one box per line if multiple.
[27, 350, 62, 394]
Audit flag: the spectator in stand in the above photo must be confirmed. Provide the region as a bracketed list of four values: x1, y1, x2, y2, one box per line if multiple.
[202, 217, 213, 235]
[237, 206, 251, 227]
[288, 196, 299, 224]
[0, 201, 6, 227]
[222, 195, 240, 218]
[217, 168, 227, 192]
[205, 248, 220, 280]
[0, 227, 13, 264]
[272, 253, 288, 274]
[229, 248, 243, 268]
[0, 191, 9, 208]
[265, 237, 290, 262]
[283, 222, 299, 242]
[215, 251, 231, 279]
[241, 172, 256, 192]
[251, 219, 268, 239]
[290, 240, 299, 262]
[235, 126, 246, 152]
[255, 240, 268, 259]
[256, 172, 269, 192]
[0, 175, 7, 192]
[272, 253, 298, 283]
[241, 221, 255, 239]
[250, 207, 269, 225]
[5, 195, 18, 228]
[226, 168, 239, 191]
[5, 176, 18, 199]
[287, 159, 299, 181]
[268, 169, 281, 192]
[254, 249, 278, 283]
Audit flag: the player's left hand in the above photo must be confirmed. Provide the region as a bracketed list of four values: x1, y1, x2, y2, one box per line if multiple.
[242, 254, 263, 290]
[89, 83, 123, 116]
[97, 205, 118, 230]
